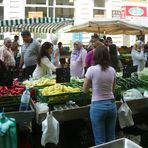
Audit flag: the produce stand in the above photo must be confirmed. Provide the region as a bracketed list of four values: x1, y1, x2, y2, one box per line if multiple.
[26, 74, 148, 147]
[31, 97, 148, 124]
[0, 80, 35, 124]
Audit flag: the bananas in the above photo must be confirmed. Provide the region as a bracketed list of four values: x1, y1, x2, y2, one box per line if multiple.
[23, 77, 56, 88]
[40, 84, 81, 96]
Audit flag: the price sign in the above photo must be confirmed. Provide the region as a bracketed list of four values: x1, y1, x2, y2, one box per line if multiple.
[122, 65, 137, 78]
[56, 68, 70, 83]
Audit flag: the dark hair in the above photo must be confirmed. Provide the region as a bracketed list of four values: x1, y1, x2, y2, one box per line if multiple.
[93, 33, 99, 39]
[58, 42, 62, 45]
[107, 36, 112, 40]
[21, 30, 31, 36]
[14, 35, 19, 39]
[93, 45, 110, 71]
[37, 42, 53, 66]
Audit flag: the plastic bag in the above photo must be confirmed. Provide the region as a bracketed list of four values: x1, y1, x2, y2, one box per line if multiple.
[123, 88, 143, 101]
[0, 113, 17, 148]
[118, 99, 134, 129]
[144, 90, 148, 97]
[41, 112, 59, 146]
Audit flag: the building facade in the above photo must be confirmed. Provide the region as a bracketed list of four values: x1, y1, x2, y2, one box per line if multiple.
[0, 0, 148, 46]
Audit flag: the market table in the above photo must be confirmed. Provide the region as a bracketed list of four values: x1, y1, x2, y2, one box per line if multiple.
[31, 97, 148, 124]
[6, 110, 35, 124]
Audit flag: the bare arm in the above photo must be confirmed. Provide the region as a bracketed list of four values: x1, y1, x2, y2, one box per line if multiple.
[112, 77, 116, 93]
[83, 77, 91, 93]
[19, 55, 24, 68]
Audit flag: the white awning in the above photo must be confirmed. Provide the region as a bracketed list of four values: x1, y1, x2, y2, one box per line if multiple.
[0, 17, 74, 33]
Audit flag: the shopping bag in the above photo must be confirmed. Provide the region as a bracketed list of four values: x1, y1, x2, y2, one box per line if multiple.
[0, 112, 17, 148]
[41, 112, 59, 146]
[118, 97, 134, 129]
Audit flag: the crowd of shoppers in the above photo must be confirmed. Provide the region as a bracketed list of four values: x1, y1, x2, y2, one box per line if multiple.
[0, 30, 148, 147]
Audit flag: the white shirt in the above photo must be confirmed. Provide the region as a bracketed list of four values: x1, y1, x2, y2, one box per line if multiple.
[0, 45, 15, 68]
[131, 49, 147, 71]
[33, 57, 56, 79]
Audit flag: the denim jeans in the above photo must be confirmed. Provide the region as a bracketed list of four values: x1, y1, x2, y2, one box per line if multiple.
[90, 99, 117, 146]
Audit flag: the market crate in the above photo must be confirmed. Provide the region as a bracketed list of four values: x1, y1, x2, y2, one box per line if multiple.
[36, 89, 82, 105]
[0, 95, 21, 112]
[35, 83, 90, 106]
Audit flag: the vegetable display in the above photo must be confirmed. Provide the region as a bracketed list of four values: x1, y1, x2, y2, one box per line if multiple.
[0, 80, 25, 96]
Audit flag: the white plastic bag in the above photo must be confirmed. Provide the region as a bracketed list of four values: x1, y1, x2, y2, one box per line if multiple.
[41, 112, 59, 146]
[118, 100, 134, 129]
[123, 88, 143, 101]
[144, 90, 148, 97]
[34, 102, 49, 114]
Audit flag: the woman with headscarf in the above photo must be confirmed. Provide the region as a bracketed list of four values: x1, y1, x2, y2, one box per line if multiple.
[131, 40, 147, 72]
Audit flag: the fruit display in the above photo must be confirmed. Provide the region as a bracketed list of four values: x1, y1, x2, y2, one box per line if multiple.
[36, 83, 82, 105]
[40, 83, 81, 96]
[22, 77, 56, 88]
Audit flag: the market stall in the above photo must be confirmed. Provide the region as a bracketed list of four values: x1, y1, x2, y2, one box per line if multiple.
[65, 18, 146, 35]
[1, 17, 148, 147]
[0, 17, 74, 33]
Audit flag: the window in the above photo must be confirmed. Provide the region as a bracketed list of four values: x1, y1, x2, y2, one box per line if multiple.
[48, 0, 54, 6]
[93, 9, 105, 17]
[26, 0, 46, 5]
[0, 34, 4, 40]
[55, 8, 74, 18]
[94, 0, 105, 7]
[0, 6, 3, 20]
[25, 7, 47, 18]
[48, 8, 53, 17]
[56, 0, 74, 5]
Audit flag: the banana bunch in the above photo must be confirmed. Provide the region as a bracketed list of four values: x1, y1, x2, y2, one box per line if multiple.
[40, 84, 81, 96]
[23, 77, 56, 88]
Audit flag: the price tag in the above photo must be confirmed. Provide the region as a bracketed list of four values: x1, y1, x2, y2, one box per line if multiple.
[56, 68, 70, 83]
[122, 65, 137, 78]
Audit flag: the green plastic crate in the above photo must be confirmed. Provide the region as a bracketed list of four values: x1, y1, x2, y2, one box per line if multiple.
[0, 95, 21, 112]
[36, 89, 82, 105]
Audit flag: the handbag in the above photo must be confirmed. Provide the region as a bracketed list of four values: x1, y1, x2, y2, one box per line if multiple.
[0, 112, 17, 148]
[118, 97, 134, 129]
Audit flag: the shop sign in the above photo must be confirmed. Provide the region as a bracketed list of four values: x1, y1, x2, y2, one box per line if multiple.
[112, 10, 121, 18]
[121, 6, 147, 17]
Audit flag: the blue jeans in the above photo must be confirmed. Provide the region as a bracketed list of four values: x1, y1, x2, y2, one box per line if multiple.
[90, 99, 117, 145]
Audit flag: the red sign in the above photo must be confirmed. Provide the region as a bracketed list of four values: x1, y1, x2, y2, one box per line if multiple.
[121, 6, 147, 18]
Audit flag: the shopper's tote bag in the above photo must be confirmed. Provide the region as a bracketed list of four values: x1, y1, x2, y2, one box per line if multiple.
[41, 112, 59, 146]
[118, 97, 134, 128]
